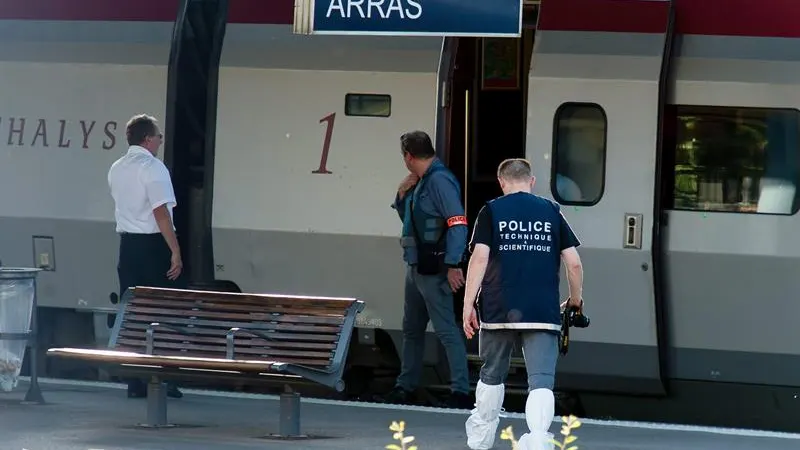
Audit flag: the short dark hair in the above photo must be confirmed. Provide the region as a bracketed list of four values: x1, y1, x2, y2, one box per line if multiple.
[400, 130, 435, 159]
[497, 158, 532, 181]
[126, 114, 159, 146]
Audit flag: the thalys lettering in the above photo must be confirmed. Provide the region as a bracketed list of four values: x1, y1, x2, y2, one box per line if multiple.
[0, 117, 118, 150]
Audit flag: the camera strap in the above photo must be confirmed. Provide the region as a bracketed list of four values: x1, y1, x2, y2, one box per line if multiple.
[559, 309, 570, 355]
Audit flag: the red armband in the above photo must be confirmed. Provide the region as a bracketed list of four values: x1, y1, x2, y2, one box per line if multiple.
[447, 215, 468, 227]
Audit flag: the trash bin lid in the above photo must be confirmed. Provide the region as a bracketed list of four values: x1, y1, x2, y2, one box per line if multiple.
[0, 268, 43, 280]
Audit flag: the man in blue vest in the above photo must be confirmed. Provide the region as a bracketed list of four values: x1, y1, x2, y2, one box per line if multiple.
[461, 158, 584, 450]
[379, 130, 472, 409]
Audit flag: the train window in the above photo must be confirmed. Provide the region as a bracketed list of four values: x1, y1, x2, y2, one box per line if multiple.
[551, 103, 608, 206]
[344, 93, 391, 118]
[670, 106, 800, 215]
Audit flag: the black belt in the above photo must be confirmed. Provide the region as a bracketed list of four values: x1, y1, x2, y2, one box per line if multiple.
[119, 232, 161, 237]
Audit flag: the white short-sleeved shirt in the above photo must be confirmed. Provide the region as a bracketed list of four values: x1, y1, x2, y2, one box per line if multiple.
[108, 145, 177, 234]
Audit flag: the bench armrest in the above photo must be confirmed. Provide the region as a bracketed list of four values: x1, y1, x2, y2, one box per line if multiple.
[145, 322, 195, 355]
[226, 327, 274, 359]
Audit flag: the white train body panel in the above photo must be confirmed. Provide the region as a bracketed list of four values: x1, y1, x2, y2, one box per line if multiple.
[213, 68, 434, 237]
[0, 21, 172, 313]
[211, 25, 442, 332]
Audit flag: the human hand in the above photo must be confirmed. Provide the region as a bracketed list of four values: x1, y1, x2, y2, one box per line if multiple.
[447, 267, 465, 292]
[398, 173, 419, 199]
[560, 297, 583, 310]
[463, 305, 479, 339]
[167, 252, 183, 280]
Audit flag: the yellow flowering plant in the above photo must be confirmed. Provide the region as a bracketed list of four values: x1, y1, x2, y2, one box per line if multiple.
[386, 420, 418, 450]
[386, 415, 582, 450]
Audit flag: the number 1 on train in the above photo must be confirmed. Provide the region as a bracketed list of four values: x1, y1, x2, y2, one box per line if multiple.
[313, 112, 336, 174]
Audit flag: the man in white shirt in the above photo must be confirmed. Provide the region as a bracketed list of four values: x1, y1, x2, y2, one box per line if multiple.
[108, 114, 184, 399]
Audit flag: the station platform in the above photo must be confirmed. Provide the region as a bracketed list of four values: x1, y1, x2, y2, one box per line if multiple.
[2, 377, 799, 450]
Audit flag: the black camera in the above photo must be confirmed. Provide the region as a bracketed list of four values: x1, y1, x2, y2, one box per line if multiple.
[564, 306, 590, 328]
[559, 304, 590, 355]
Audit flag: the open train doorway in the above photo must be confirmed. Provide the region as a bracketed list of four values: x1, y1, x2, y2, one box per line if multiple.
[438, 10, 538, 329]
[434, 6, 538, 383]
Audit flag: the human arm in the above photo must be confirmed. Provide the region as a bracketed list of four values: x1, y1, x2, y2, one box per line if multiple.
[462, 205, 491, 339]
[561, 247, 583, 308]
[427, 172, 468, 266]
[558, 210, 583, 308]
[144, 163, 182, 280]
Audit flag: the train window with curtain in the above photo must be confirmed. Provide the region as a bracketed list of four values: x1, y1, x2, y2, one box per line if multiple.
[551, 103, 608, 206]
[344, 93, 391, 118]
[669, 106, 800, 215]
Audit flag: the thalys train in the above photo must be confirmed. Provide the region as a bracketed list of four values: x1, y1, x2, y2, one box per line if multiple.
[2, 0, 800, 426]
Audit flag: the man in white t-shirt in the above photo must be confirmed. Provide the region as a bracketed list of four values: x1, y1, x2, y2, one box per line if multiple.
[108, 114, 184, 399]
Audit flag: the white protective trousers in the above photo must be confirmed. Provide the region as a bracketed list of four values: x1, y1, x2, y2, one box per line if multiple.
[465, 380, 505, 449]
[516, 388, 556, 450]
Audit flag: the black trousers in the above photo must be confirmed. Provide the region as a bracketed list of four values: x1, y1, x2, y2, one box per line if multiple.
[117, 232, 186, 393]
[118, 232, 185, 297]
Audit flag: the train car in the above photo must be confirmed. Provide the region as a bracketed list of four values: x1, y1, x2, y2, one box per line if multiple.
[2, 0, 800, 428]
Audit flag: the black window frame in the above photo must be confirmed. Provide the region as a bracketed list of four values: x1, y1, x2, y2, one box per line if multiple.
[344, 93, 392, 118]
[550, 101, 609, 207]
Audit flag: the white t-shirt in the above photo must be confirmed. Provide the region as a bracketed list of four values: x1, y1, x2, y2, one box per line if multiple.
[108, 145, 177, 234]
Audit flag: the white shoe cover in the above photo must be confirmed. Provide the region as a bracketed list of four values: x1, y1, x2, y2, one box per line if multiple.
[465, 381, 505, 450]
[517, 431, 555, 450]
[516, 388, 555, 450]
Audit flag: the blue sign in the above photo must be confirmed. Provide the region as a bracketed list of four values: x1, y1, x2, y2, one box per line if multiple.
[310, 0, 522, 37]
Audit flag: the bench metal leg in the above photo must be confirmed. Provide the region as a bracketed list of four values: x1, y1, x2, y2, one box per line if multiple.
[22, 334, 45, 405]
[138, 377, 174, 428]
[278, 392, 302, 438]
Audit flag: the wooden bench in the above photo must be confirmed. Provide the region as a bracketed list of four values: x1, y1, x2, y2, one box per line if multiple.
[47, 286, 364, 436]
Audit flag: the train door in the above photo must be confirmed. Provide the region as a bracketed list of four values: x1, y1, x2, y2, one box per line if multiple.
[436, 8, 538, 384]
[510, 0, 673, 396]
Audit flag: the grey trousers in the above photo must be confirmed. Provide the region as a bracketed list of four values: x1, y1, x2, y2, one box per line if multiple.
[478, 328, 559, 391]
[395, 265, 470, 394]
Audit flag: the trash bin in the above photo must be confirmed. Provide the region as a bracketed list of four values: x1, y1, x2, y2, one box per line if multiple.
[0, 268, 41, 393]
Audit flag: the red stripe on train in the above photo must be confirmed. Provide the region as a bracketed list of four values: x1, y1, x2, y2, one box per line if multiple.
[0, 0, 294, 25]
[538, 0, 670, 34]
[539, 0, 800, 38]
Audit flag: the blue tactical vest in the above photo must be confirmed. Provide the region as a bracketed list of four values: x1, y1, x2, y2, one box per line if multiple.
[478, 192, 563, 332]
[401, 162, 449, 252]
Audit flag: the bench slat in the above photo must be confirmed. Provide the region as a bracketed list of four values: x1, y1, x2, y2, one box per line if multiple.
[126, 305, 346, 326]
[48, 348, 287, 372]
[114, 345, 330, 367]
[132, 297, 349, 317]
[118, 330, 337, 350]
[123, 314, 343, 334]
[132, 287, 358, 309]
[121, 322, 339, 342]
[116, 339, 333, 360]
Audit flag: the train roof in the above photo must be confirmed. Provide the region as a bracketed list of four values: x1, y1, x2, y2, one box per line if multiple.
[1, 0, 799, 38]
